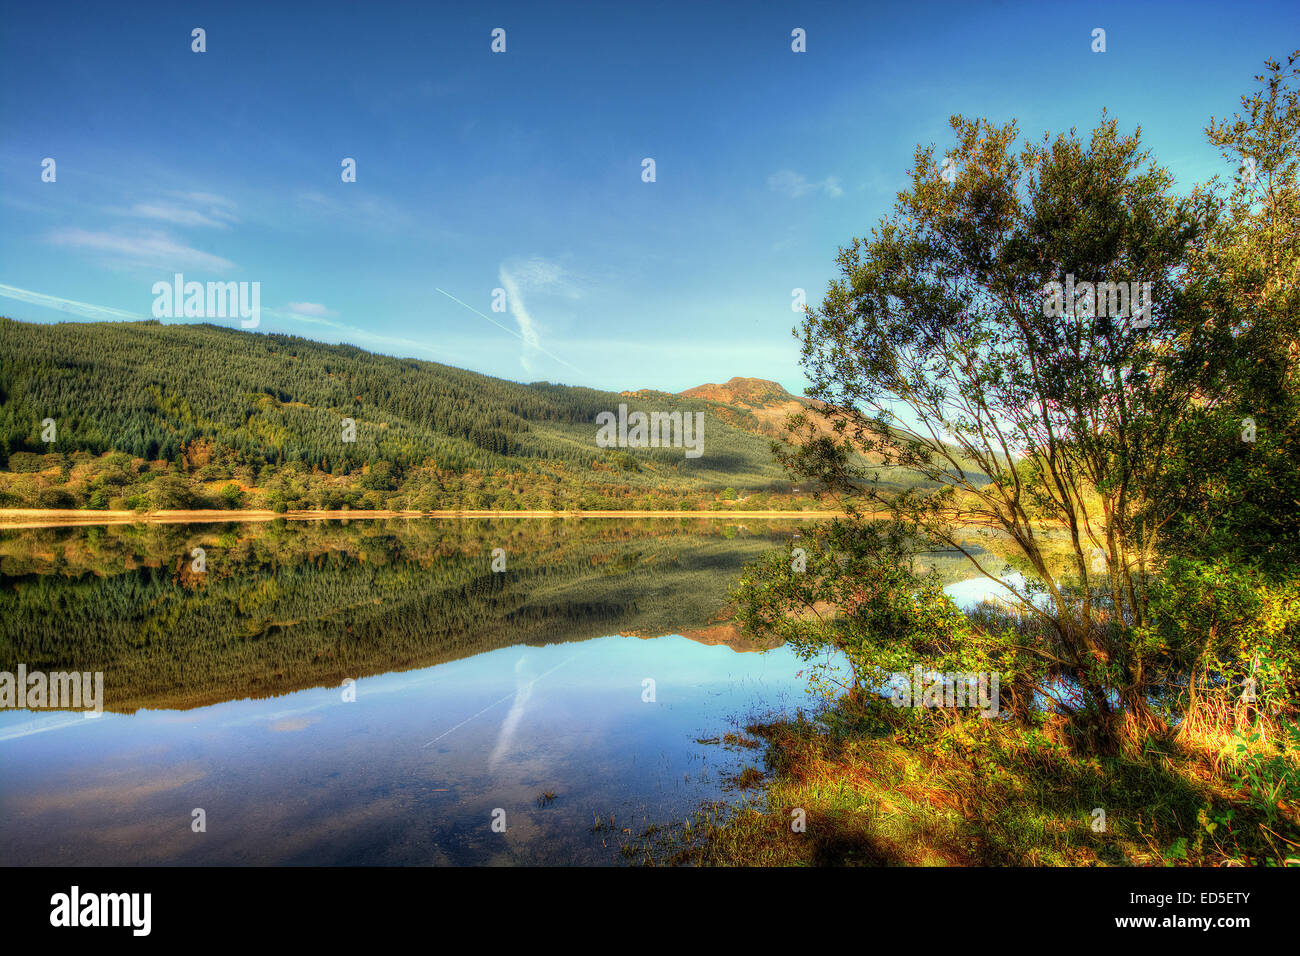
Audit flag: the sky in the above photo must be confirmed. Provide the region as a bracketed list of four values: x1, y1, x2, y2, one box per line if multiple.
[1, 0, 1296, 395]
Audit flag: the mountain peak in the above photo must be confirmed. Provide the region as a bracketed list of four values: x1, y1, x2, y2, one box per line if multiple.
[679, 377, 796, 407]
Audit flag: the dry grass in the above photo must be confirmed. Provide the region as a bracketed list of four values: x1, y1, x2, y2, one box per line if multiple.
[632, 702, 1300, 866]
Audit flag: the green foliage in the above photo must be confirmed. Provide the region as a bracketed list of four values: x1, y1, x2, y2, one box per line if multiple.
[1139, 557, 1300, 728]
[747, 53, 1300, 750]
[0, 319, 785, 501]
[8, 452, 47, 473]
[1231, 722, 1300, 832]
[733, 519, 1030, 714]
[149, 473, 196, 510]
[1152, 52, 1300, 572]
[34, 486, 75, 508]
[779, 109, 1218, 737]
[220, 482, 245, 509]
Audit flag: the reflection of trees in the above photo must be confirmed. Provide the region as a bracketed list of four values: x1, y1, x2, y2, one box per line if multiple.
[0, 518, 802, 712]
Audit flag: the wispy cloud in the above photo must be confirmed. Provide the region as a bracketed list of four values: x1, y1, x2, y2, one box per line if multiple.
[423, 648, 586, 749]
[123, 202, 235, 229]
[285, 301, 338, 319]
[0, 712, 112, 741]
[502, 256, 585, 300]
[488, 655, 534, 772]
[294, 190, 424, 238]
[434, 287, 583, 375]
[104, 191, 239, 229]
[46, 228, 236, 272]
[175, 191, 237, 209]
[497, 266, 543, 373]
[496, 256, 587, 374]
[767, 169, 844, 199]
[0, 282, 150, 320]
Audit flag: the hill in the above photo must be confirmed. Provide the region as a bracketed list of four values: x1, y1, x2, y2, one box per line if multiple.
[0, 318, 810, 511]
[678, 376, 838, 441]
[676, 377, 986, 489]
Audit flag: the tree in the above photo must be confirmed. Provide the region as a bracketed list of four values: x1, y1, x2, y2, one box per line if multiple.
[220, 482, 245, 509]
[1154, 51, 1300, 571]
[775, 112, 1218, 743]
[150, 474, 196, 511]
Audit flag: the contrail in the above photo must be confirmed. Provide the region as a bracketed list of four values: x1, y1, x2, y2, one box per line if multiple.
[434, 287, 584, 375]
[0, 283, 149, 320]
[422, 649, 586, 748]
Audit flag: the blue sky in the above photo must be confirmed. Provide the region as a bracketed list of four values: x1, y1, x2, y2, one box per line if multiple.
[2, 1, 1295, 394]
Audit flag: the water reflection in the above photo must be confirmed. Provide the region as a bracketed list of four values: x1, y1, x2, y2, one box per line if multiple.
[944, 571, 1029, 611]
[2, 633, 834, 864]
[1, 518, 836, 864]
[0, 517, 1011, 865]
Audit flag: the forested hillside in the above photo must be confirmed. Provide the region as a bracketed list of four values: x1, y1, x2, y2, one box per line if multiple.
[0, 317, 782, 473]
[0, 318, 820, 511]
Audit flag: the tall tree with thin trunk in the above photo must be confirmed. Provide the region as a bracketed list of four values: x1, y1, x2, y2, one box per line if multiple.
[783, 113, 1217, 741]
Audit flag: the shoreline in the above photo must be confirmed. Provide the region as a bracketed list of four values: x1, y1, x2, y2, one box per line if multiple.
[0, 507, 848, 529]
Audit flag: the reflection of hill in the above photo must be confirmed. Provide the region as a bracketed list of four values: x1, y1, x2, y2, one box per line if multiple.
[0, 518, 803, 713]
[677, 624, 782, 653]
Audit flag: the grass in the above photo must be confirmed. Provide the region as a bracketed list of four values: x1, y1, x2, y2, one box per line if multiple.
[729, 766, 766, 790]
[631, 699, 1300, 866]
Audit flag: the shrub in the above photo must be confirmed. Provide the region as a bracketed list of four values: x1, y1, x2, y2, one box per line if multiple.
[35, 486, 77, 508]
[1139, 557, 1300, 742]
[220, 483, 245, 509]
[149, 474, 196, 510]
[8, 452, 47, 473]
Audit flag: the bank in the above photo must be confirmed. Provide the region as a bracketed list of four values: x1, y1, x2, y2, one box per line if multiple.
[631, 698, 1299, 866]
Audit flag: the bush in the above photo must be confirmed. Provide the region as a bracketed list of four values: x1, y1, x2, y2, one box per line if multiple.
[1230, 721, 1300, 833]
[734, 519, 1030, 714]
[149, 474, 196, 510]
[1139, 557, 1300, 738]
[8, 452, 48, 473]
[35, 486, 77, 508]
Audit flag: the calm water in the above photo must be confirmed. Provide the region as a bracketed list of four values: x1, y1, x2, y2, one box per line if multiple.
[0, 517, 997, 865]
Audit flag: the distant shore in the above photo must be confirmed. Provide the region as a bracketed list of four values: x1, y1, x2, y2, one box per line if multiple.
[0, 507, 847, 529]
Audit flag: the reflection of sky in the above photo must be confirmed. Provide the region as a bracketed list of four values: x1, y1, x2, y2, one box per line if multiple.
[0, 634, 840, 866]
[0, 566, 1054, 865]
[944, 571, 1030, 611]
